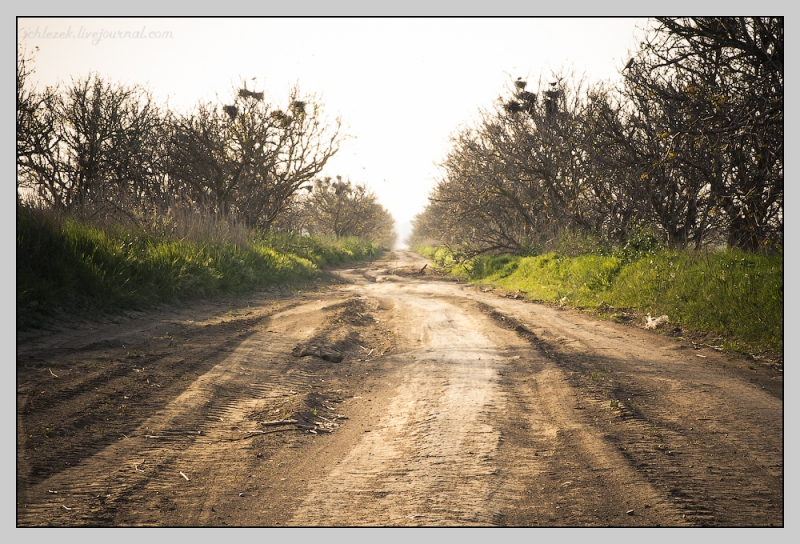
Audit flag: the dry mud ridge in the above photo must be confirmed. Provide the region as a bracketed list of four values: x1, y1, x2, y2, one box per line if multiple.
[17, 250, 783, 527]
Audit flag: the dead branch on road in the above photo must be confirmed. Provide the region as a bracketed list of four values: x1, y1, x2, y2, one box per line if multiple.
[261, 419, 299, 427]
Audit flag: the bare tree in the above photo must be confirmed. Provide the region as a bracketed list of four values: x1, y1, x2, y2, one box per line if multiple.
[303, 176, 396, 248]
[626, 17, 783, 250]
[17, 63, 165, 218]
[49, 74, 163, 217]
[414, 18, 782, 255]
[167, 83, 342, 228]
[16, 45, 64, 208]
[416, 73, 607, 257]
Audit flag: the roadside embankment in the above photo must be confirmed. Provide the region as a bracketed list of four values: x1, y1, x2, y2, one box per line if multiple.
[17, 204, 383, 328]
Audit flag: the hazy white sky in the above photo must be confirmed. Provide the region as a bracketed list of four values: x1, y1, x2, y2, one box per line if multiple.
[19, 17, 651, 241]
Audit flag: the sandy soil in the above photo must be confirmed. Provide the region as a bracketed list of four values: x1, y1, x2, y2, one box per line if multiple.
[16, 250, 783, 527]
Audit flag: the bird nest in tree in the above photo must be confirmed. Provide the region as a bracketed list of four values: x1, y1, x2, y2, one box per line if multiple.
[239, 89, 264, 100]
[271, 110, 293, 128]
[504, 100, 523, 114]
[223, 105, 238, 120]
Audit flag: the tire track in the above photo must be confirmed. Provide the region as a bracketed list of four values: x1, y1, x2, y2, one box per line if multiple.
[475, 294, 783, 526]
[17, 301, 333, 526]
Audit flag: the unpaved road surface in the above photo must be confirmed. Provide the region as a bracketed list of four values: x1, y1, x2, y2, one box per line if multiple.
[17, 250, 783, 527]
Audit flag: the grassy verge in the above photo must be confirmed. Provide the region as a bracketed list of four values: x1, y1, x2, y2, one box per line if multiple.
[17, 205, 381, 329]
[415, 244, 783, 354]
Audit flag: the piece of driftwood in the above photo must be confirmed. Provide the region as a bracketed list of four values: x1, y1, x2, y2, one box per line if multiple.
[261, 419, 299, 427]
[261, 427, 303, 434]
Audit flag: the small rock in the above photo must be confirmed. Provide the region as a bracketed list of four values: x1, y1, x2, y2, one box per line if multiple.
[626, 509, 635, 516]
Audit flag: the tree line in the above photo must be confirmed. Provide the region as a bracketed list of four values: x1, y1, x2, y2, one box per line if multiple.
[16, 48, 396, 247]
[410, 17, 783, 256]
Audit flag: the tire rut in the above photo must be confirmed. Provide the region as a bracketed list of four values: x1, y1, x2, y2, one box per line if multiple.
[18, 299, 350, 526]
[477, 297, 783, 527]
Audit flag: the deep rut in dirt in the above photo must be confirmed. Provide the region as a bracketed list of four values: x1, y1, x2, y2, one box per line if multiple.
[17, 292, 393, 526]
[473, 297, 783, 526]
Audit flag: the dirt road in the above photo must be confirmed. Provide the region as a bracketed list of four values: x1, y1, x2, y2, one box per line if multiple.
[16, 250, 783, 527]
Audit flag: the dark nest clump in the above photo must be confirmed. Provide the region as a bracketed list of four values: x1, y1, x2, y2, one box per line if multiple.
[223, 105, 238, 120]
[271, 110, 292, 128]
[239, 88, 264, 100]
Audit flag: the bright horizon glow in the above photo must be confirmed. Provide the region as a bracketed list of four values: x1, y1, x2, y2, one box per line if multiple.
[18, 17, 651, 246]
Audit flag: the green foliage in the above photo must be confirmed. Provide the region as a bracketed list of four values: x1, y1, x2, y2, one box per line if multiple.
[17, 205, 380, 328]
[467, 255, 519, 279]
[420, 246, 459, 268]
[614, 228, 663, 264]
[413, 245, 439, 261]
[256, 230, 379, 268]
[425, 244, 782, 352]
[609, 249, 782, 349]
[482, 253, 623, 304]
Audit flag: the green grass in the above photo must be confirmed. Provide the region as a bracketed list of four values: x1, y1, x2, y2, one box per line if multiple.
[608, 249, 782, 350]
[257, 230, 381, 267]
[415, 244, 783, 352]
[17, 205, 381, 328]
